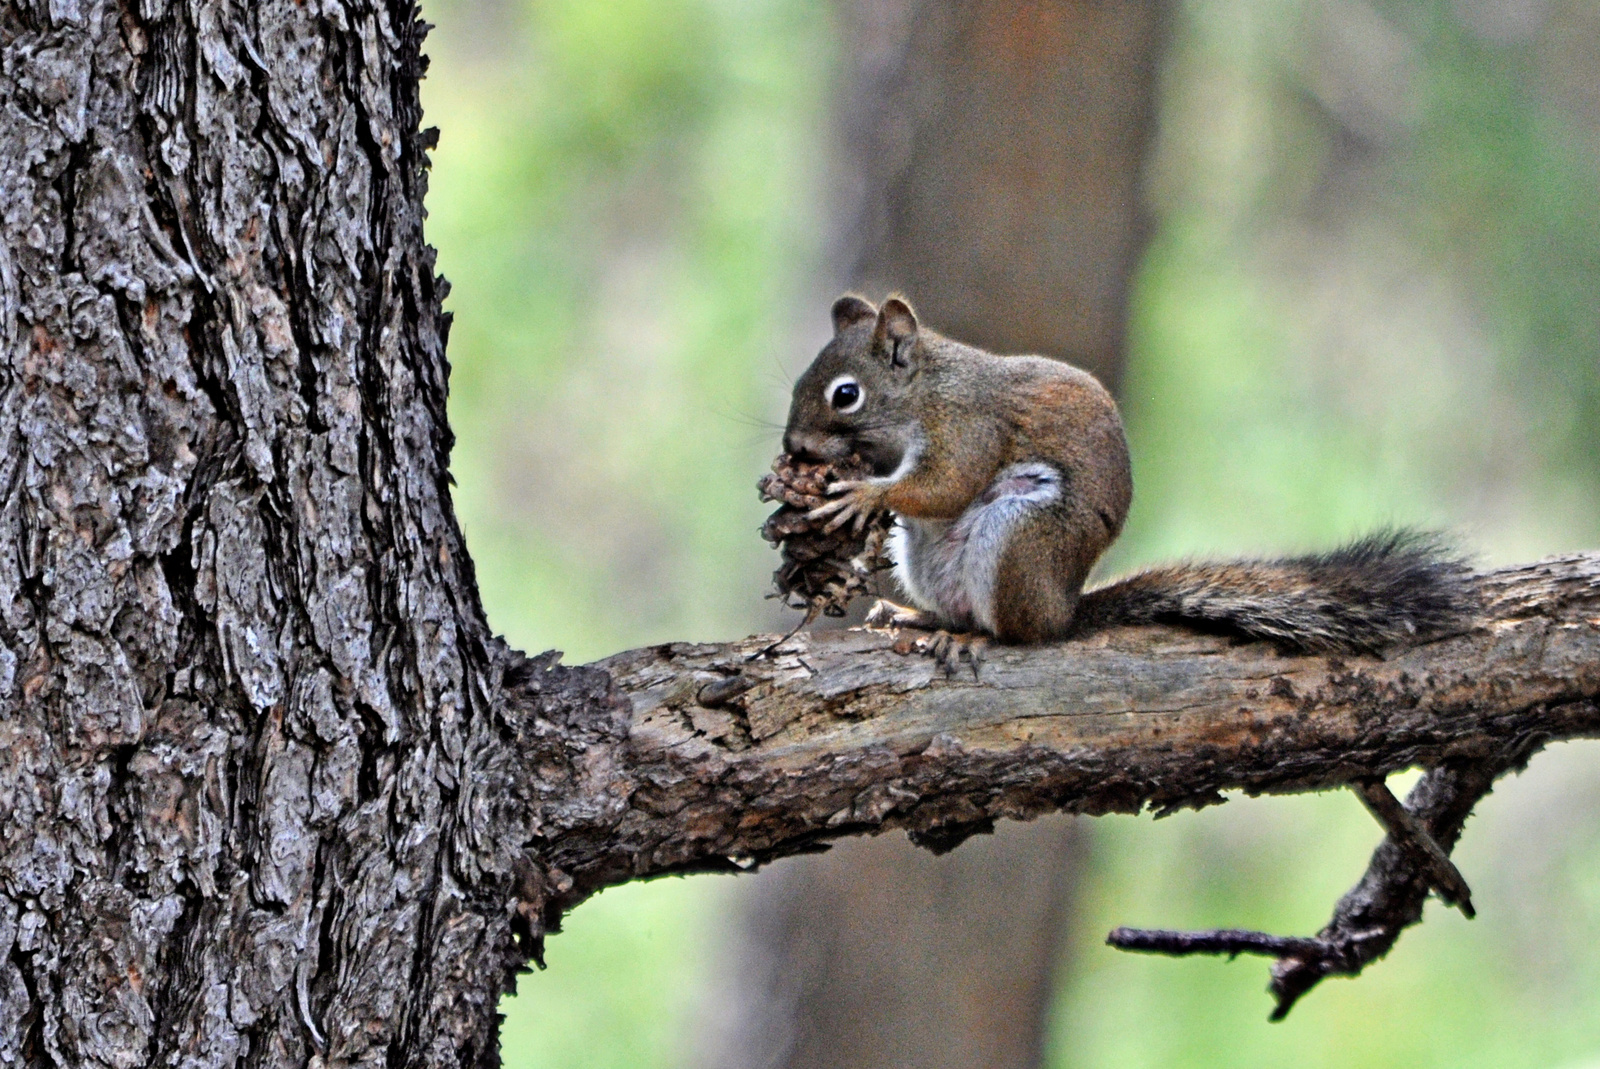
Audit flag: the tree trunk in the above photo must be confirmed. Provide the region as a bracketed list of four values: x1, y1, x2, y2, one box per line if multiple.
[707, 3, 1170, 1066]
[0, 4, 531, 1065]
[3, 4, 1598, 1068]
[707, 819, 1087, 1069]
[836, 0, 1169, 393]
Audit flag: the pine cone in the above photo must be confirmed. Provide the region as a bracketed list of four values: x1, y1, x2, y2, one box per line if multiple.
[758, 453, 893, 618]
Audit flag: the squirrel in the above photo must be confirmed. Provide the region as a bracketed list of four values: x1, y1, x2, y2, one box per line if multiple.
[782, 294, 1478, 659]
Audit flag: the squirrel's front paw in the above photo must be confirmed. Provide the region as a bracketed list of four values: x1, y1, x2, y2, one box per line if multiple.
[807, 479, 887, 534]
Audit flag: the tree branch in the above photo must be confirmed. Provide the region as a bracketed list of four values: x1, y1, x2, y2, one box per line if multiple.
[1107, 747, 1540, 1018]
[498, 553, 1600, 1010]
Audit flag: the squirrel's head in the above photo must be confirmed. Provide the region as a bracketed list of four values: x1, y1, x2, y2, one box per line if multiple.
[783, 294, 923, 476]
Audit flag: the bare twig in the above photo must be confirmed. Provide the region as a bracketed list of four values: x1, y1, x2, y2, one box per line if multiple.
[1105, 748, 1539, 1019]
[1267, 745, 1541, 1017]
[1354, 776, 1473, 917]
[1107, 928, 1328, 960]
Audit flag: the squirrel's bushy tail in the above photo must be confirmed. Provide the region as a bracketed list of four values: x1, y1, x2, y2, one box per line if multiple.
[1071, 529, 1479, 654]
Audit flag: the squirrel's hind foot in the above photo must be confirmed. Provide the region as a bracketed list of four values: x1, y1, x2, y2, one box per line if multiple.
[864, 599, 987, 678]
[922, 629, 988, 679]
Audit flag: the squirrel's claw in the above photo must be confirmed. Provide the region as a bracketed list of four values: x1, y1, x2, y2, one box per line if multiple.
[806, 495, 851, 521]
[871, 604, 987, 679]
[923, 630, 987, 679]
[807, 479, 884, 534]
[805, 491, 857, 532]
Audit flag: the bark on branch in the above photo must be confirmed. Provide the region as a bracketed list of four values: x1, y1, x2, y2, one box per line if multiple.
[507, 553, 1600, 1014]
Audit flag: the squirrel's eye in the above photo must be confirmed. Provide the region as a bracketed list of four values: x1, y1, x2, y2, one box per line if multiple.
[827, 376, 863, 414]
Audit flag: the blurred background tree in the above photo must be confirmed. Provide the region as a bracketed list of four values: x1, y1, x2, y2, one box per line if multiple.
[699, 4, 1163, 1068]
[420, 0, 1600, 1066]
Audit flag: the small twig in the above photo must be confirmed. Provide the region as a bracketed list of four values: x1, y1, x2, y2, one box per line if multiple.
[1105, 738, 1549, 1020]
[1353, 776, 1474, 917]
[747, 602, 821, 661]
[1107, 927, 1326, 960]
[1265, 750, 1539, 1018]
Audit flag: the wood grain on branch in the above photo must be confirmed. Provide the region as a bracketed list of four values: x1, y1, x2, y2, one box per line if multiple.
[555, 553, 1599, 884]
[502, 553, 1600, 1013]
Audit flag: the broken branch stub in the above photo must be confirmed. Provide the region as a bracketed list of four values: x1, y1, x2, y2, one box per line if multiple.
[1106, 702, 1551, 1020]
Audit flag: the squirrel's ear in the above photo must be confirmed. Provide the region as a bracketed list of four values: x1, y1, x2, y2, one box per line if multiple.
[831, 294, 877, 335]
[875, 296, 919, 368]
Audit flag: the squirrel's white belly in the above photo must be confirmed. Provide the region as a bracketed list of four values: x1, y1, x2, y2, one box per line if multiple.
[889, 462, 1063, 633]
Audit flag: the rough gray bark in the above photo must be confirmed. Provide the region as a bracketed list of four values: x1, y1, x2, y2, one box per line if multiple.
[0, 3, 520, 1066]
[2, 3, 1599, 1068]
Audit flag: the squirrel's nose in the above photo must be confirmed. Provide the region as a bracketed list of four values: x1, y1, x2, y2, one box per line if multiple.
[784, 431, 826, 461]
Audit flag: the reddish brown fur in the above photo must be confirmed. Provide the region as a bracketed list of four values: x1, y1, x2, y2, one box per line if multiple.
[784, 295, 1132, 642]
[784, 298, 1474, 652]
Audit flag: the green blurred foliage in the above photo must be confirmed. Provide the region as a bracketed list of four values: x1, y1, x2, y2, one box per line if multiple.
[1122, 0, 1600, 566]
[423, 1, 831, 1064]
[425, 0, 831, 663]
[419, 0, 1600, 1066]
[496, 877, 720, 1068]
